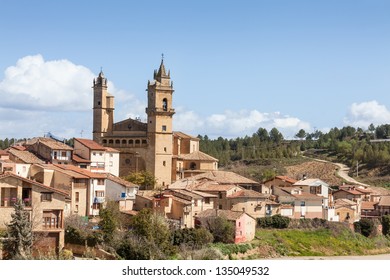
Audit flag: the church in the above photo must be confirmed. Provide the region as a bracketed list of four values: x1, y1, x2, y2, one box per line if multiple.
[92, 59, 218, 188]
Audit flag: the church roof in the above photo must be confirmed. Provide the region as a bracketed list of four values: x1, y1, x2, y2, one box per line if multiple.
[173, 131, 199, 141]
[179, 151, 218, 162]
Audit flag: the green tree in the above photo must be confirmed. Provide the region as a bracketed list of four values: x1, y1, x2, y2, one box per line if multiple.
[3, 199, 33, 259]
[204, 216, 235, 243]
[98, 207, 118, 243]
[381, 215, 390, 236]
[130, 208, 173, 256]
[295, 129, 307, 140]
[269, 127, 284, 144]
[123, 171, 157, 190]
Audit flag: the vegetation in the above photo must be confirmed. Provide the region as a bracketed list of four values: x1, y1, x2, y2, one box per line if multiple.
[203, 216, 235, 243]
[257, 214, 291, 229]
[2, 199, 33, 260]
[123, 171, 157, 190]
[354, 218, 377, 237]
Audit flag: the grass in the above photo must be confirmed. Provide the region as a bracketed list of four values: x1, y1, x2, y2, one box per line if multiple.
[250, 227, 390, 258]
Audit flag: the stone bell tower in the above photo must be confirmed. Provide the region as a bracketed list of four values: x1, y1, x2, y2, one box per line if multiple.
[145, 58, 175, 187]
[92, 71, 114, 143]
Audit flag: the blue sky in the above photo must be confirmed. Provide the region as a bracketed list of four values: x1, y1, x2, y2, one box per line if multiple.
[1, 0, 390, 140]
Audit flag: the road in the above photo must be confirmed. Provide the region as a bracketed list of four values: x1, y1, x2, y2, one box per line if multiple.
[304, 156, 370, 186]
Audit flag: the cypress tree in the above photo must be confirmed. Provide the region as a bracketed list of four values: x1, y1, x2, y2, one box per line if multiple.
[4, 199, 33, 259]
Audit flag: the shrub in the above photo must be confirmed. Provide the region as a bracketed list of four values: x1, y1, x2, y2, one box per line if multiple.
[172, 227, 213, 248]
[257, 215, 290, 229]
[354, 219, 375, 237]
[381, 215, 390, 236]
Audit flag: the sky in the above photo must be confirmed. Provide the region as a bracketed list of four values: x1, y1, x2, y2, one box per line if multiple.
[1, 0, 390, 140]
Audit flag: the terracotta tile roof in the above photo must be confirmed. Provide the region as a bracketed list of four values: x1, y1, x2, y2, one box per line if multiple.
[72, 154, 91, 163]
[191, 190, 217, 198]
[0, 172, 69, 197]
[9, 145, 26, 151]
[191, 171, 260, 185]
[334, 189, 364, 196]
[361, 201, 377, 210]
[228, 189, 269, 199]
[105, 147, 119, 153]
[34, 137, 73, 150]
[172, 196, 192, 205]
[173, 131, 199, 140]
[53, 164, 107, 178]
[334, 198, 357, 208]
[106, 173, 138, 188]
[193, 182, 241, 192]
[35, 164, 90, 179]
[272, 175, 298, 184]
[179, 151, 218, 161]
[281, 204, 294, 209]
[378, 196, 390, 207]
[172, 189, 204, 199]
[75, 138, 106, 150]
[0, 149, 9, 156]
[8, 149, 44, 164]
[197, 209, 248, 221]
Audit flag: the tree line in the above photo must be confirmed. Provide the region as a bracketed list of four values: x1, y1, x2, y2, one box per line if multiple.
[199, 123, 390, 169]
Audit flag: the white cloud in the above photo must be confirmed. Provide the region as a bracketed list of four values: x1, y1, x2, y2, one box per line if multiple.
[344, 100, 390, 128]
[0, 54, 95, 111]
[0, 55, 312, 140]
[174, 108, 311, 139]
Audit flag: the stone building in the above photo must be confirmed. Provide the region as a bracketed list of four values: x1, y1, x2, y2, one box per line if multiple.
[92, 59, 218, 188]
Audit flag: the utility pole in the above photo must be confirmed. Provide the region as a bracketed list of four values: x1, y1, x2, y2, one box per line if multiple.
[356, 161, 359, 177]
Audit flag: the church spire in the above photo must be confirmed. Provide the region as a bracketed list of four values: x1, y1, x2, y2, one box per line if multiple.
[154, 54, 170, 81]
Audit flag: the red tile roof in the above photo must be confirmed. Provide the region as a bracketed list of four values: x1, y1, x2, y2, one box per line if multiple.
[72, 154, 91, 163]
[75, 138, 106, 151]
[275, 175, 298, 184]
[228, 189, 268, 199]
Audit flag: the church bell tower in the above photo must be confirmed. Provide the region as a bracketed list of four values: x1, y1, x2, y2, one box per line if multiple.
[145, 57, 175, 187]
[92, 71, 114, 143]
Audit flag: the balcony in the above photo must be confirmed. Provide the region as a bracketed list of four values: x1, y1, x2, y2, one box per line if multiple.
[94, 197, 105, 204]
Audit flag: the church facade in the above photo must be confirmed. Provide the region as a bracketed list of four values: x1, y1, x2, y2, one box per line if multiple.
[92, 59, 218, 188]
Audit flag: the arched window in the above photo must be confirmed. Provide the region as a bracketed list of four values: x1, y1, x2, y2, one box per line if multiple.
[162, 98, 168, 111]
[108, 139, 113, 144]
[122, 139, 127, 145]
[102, 139, 107, 144]
[115, 139, 120, 144]
[135, 140, 140, 145]
[129, 140, 134, 145]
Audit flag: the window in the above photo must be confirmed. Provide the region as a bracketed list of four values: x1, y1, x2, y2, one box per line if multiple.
[75, 192, 79, 203]
[163, 161, 166, 166]
[205, 198, 210, 204]
[110, 153, 113, 157]
[74, 205, 79, 213]
[95, 191, 104, 197]
[164, 147, 167, 152]
[310, 186, 321, 195]
[93, 152, 96, 156]
[162, 98, 168, 111]
[109, 161, 113, 167]
[162, 125, 167, 132]
[99, 152, 103, 156]
[97, 179, 105, 185]
[300, 201, 305, 207]
[53, 151, 57, 159]
[190, 162, 196, 170]
[41, 192, 52, 202]
[42, 211, 60, 229]
[61, 151, 67, 157]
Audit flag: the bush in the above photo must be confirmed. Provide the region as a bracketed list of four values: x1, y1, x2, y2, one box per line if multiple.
[257, 215, 290, 229]
[354, 219, 375, 237]
[172, 228, 213, 248]
[381, 215, 390, 236]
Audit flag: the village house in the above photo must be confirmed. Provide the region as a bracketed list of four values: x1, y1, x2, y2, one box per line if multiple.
[105, 173, 139, 212]
[6, 147, 44, 178]
[293, 178, 332, 207]
[195, 209, 256, 243]
[73, 138, 120, 176]
[263, 175, 297, 194]
[0, 172, 68, 255]
[333, 186, 365, 216]
[334, 198, 358, 223]
[274, 187, 324, 219]
[377, 196, 390, 216]
[226, 188, 274, 219]
[25, 137, 73, 165]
